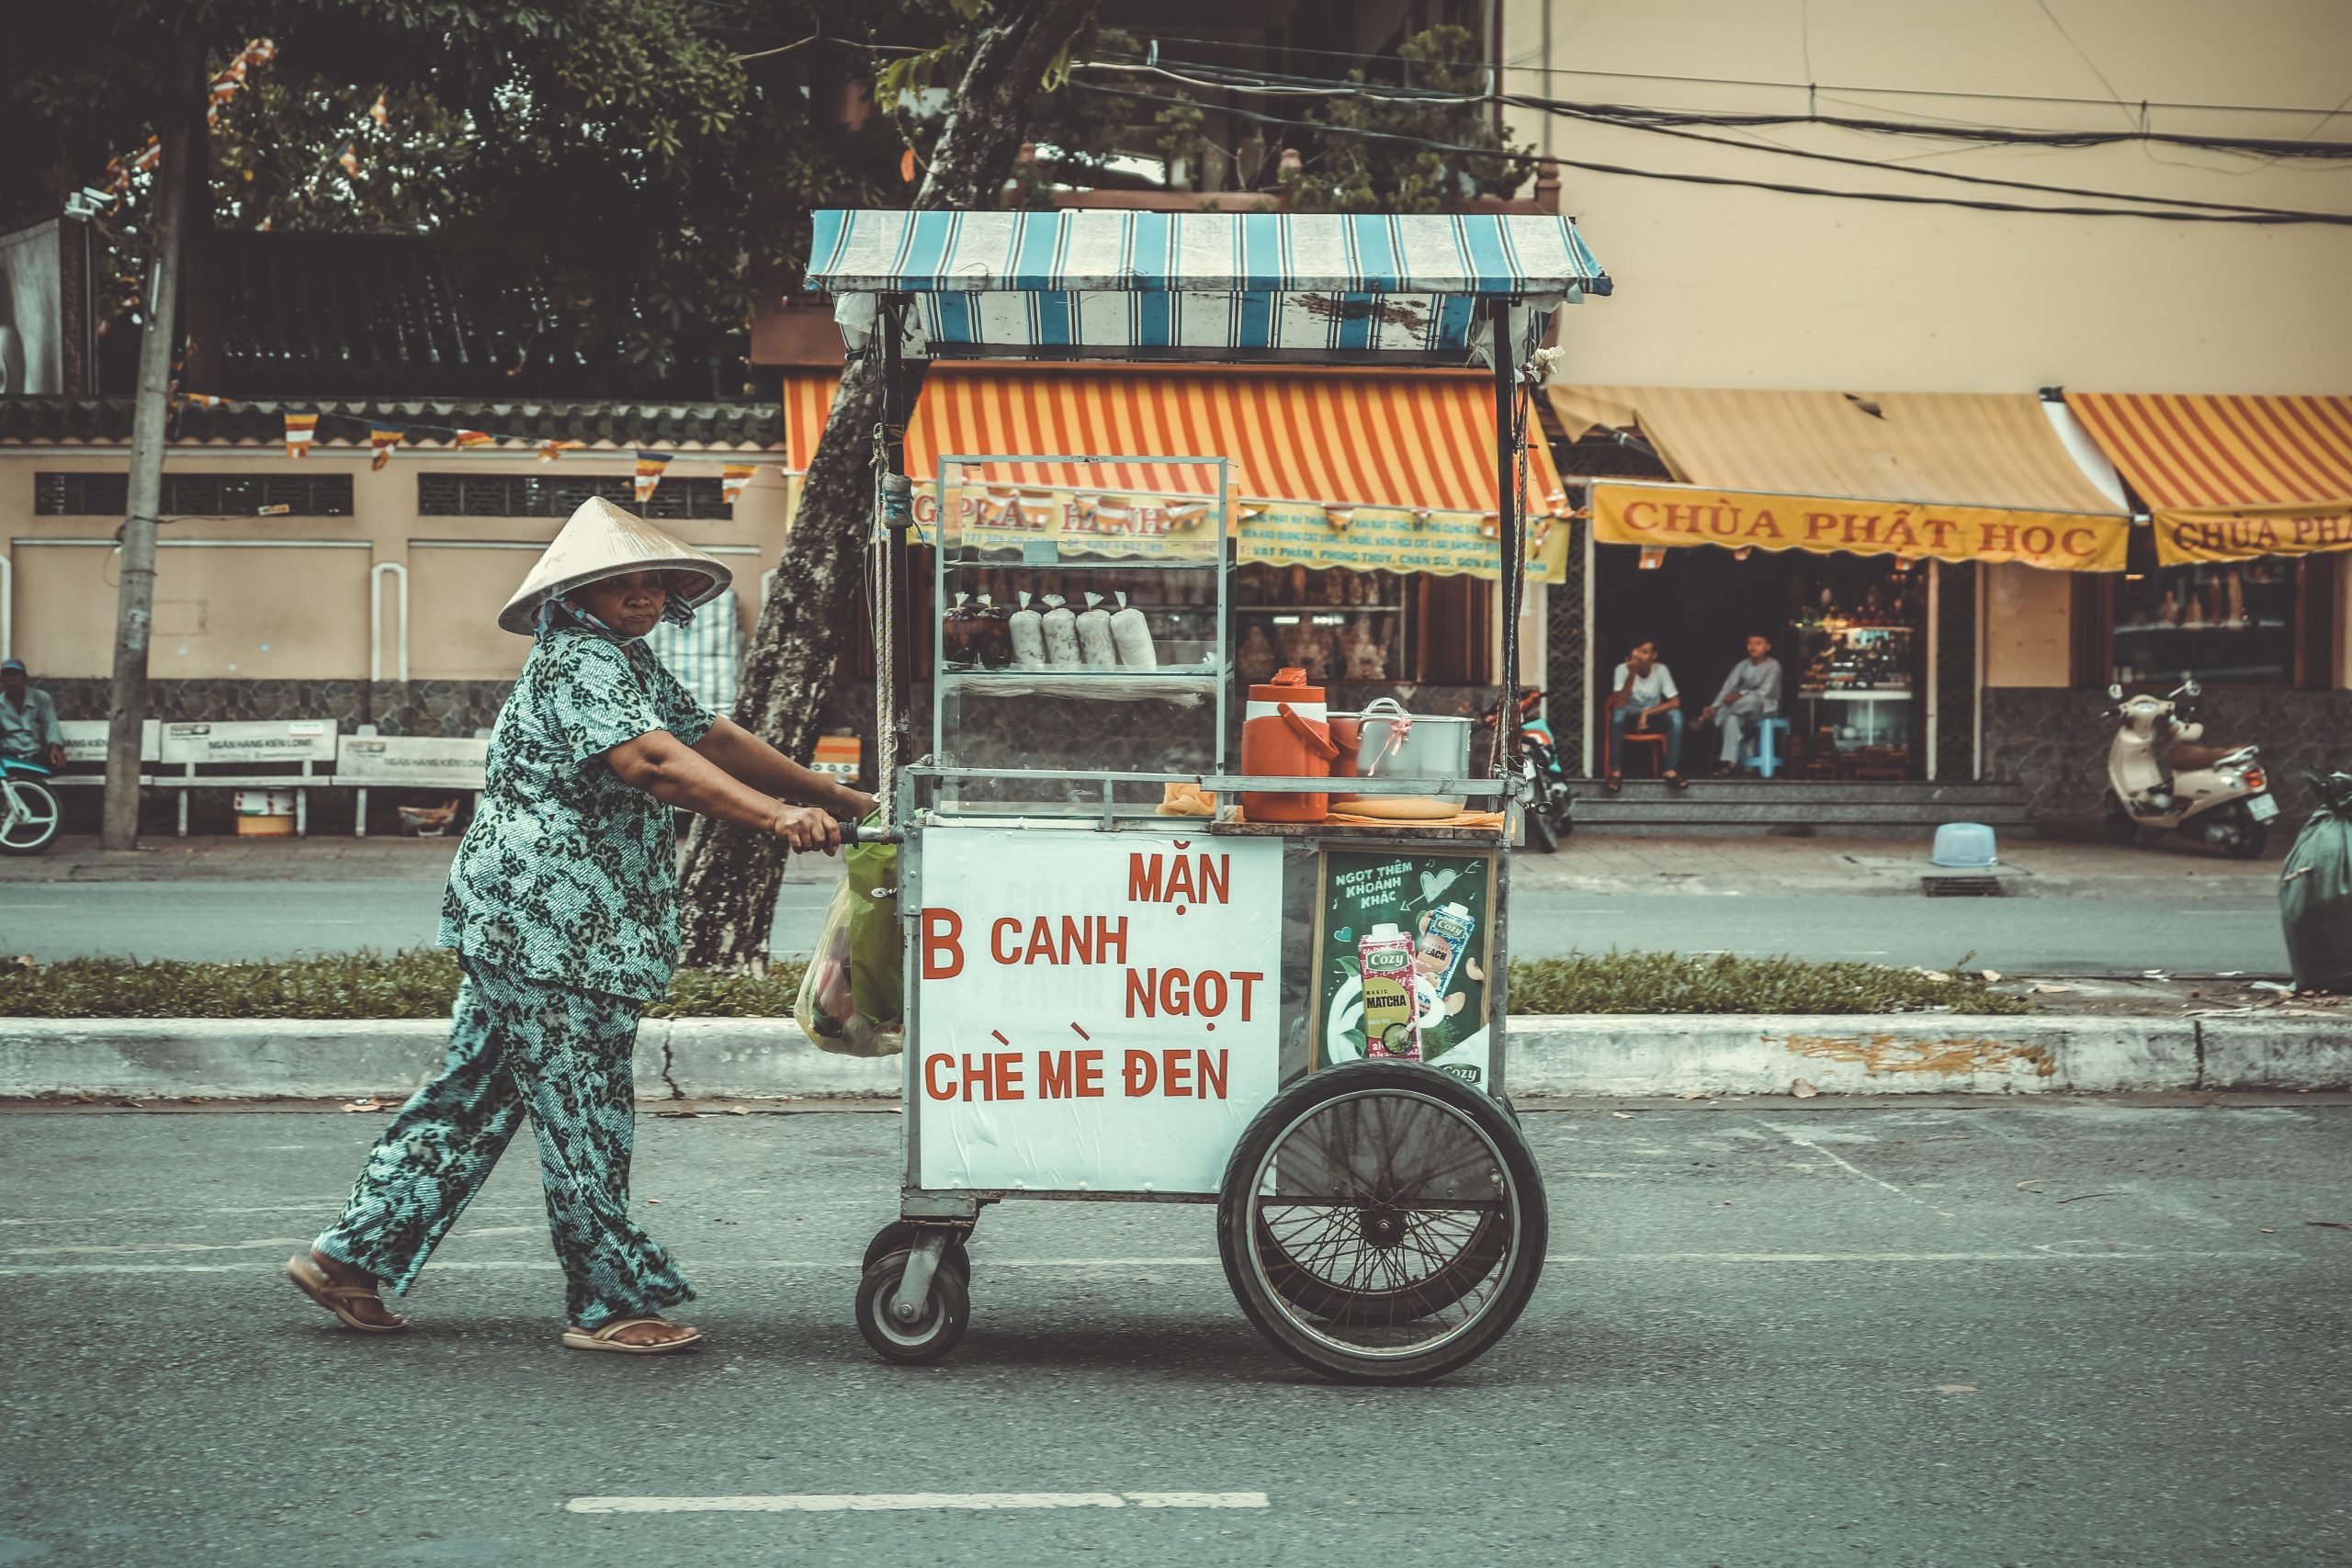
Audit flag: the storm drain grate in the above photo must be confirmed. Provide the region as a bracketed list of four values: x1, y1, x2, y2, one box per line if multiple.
[1921, 874, 2005, 897]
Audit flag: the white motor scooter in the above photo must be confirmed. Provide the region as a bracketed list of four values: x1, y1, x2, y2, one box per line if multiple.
[2103, 677, 2277, 859]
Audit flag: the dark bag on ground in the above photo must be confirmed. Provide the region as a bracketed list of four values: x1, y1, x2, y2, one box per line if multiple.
[2281, 771, 2352, 993]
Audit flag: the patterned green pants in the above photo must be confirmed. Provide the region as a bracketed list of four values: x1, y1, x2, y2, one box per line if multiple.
[314, 961, 693, 1329]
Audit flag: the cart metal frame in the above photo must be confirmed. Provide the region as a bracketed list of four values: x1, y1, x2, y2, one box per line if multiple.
[808, 209, 1610, 1378]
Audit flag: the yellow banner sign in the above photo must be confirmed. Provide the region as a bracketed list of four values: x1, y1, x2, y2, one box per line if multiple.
[1593, 483, 2130, 573]
[781, 476, 1568, 583]
[2154, 503, 2352, 565]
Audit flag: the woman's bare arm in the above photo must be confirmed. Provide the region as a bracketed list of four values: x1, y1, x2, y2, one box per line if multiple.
[688, 716, 874, 818]
[605, 728, 842, 852]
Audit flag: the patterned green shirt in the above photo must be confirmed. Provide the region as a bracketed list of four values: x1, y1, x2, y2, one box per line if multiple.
[439, 626, 715, 1000]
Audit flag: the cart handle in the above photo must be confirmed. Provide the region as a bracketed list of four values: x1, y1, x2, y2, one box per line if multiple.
[844, 822, 905, 845]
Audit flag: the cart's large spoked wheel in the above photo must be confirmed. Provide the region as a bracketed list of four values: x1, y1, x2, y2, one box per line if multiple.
[1218, 1062, 1546, 1384]
[855, 1247, 971, 1366]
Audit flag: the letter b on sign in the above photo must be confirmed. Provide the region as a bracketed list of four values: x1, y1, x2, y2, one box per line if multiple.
[921, 909, 965, 979]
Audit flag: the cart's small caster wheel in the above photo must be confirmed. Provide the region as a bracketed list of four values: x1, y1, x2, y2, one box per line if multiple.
[855, 1247, 970, 1366]
[863, 1222, 971, 1279]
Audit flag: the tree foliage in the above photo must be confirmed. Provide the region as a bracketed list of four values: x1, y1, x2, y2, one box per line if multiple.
[5, 1, 1128, 393]
[1283, 25, 1532, 214]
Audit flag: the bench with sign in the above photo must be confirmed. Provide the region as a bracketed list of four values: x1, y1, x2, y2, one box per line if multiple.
[53, 720, 160, 787]
[335, 728, 490, 838]
[156, 720, 339, 837]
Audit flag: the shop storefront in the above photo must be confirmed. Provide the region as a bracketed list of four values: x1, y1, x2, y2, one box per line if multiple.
[1969, 391, 2352, 826]
[1548, 386, 2132, 787]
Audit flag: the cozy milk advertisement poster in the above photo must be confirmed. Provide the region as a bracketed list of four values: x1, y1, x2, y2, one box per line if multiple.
[1310, 850, 1497, 1091]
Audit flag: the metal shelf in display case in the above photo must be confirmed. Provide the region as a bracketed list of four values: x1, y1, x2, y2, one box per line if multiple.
[932, 453, 1231, 795]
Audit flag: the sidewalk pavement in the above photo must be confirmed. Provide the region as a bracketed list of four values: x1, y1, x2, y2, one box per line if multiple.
[0, 830, 2282, 899]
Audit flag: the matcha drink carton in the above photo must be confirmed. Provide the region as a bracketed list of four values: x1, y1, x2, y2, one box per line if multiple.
[1359, 923, 1420, 1059]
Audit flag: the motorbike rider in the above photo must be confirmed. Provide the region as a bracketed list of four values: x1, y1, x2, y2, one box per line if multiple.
[0, 659, 65, 772]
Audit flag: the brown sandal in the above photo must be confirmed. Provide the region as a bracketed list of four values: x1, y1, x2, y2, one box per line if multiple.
[285, 1253, 406, 1333]
[1604, 773, 1623, 795]
[1665, 771, 1690, 791]
[563, 1317, 704, 1355]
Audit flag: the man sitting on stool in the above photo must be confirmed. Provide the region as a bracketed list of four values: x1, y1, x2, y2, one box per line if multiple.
[1604, 639, 1687, 793]
[1699, 635, 1784, 777]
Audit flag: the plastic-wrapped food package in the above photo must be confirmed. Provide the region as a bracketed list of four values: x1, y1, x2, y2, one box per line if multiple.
[942, 592, 978, 670]
[1041, 593, 1081, 669]
[1009, 590, 1048, 670]
[1108, 590, 1159, 669]
[971, 593, 1014, 670]
[1076, 591, 1116, 668]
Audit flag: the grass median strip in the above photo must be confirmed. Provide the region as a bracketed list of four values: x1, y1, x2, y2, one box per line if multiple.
[0, 948, 2025, 1020]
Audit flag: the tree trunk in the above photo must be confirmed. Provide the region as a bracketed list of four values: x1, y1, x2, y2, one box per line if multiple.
[102, 44, 202, 852]
[676, 0, 1101, 972]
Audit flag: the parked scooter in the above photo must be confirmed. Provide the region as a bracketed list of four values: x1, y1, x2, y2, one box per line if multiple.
[2103, 677, 2277, 859]
[1483, 688, 1573, 851]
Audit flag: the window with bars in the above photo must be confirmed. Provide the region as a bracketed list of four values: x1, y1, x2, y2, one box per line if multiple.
[415, 473, 731, 520]
[35, 471, 355, 517]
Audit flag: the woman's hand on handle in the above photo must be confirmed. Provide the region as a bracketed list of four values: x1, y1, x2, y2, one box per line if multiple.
[767, 803, 843, 854]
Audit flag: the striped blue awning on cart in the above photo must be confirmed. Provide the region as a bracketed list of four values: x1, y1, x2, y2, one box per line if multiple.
[806, 209, 1610, 361]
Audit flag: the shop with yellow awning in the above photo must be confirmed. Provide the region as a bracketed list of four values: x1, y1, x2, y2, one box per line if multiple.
[2058, 391, 2352, 689]
[1547, 386, 2133, 784]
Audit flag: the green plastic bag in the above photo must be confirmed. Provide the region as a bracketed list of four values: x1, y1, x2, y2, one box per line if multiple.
[2281, 772, 2352, 994]
[792, 815, 903, 1056]
[845, 821, 902, 1028]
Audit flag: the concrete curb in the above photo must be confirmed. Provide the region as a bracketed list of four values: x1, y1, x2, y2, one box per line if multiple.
[3, 1013, 2346, 1100]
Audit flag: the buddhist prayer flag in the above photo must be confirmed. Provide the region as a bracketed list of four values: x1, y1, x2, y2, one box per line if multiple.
[720, 463, 758, 505]
[537, 440, 585, 463]
[634, 452, 674, 503]
[336, 141, 358, 178]
[369, 422, 403, 470]
[452, 429, 494, 449]
[282, 411, 318, 459]
[368, 94, 390, 130]
[180, 393, 230, 409]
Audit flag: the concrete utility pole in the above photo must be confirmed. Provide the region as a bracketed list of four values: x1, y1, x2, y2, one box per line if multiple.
[103, 50, 201, 851]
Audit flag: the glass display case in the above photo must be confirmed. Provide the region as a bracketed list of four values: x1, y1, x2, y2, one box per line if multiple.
[1797, 623, 1918, 773]
[2112, 560, 2298, 685]
[932, 457, 1228, 807]
[1230, 565, 1410, 685]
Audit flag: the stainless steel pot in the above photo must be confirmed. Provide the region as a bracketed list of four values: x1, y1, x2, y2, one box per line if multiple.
[1330, 698, 1472, 812]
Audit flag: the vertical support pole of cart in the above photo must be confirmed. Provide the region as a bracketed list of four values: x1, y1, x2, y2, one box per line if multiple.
[879, 293, 916, 816]
[876, 292, 923, 1193]
[1488, 297, 1522, 1103]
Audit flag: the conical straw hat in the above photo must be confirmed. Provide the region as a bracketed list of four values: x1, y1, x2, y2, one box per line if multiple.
[497, 495, 733, 635]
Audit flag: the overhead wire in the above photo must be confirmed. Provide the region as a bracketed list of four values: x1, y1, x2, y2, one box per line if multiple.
[1112, 29, 2352, 120]
[1067, 75, 2352, 226]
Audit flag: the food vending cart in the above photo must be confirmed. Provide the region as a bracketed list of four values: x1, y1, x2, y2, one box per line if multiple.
[806, 209, 1611, 1383]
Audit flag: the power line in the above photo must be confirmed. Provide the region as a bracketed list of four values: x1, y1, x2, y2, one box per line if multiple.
[1119, 29, 2352, 121]
[1068, 77, 2352, 226]
[1090, 51, 2352, 159]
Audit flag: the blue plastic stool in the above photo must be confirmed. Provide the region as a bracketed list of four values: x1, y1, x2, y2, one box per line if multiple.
[1740, 717, 1791, 779]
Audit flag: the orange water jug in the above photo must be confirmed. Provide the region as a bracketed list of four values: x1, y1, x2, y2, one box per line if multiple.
[1241, 667, 1339, 822]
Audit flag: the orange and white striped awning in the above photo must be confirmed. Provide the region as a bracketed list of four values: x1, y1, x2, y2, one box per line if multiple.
[783, 364, 1562, 513]
[2065, 392, 2352, 563]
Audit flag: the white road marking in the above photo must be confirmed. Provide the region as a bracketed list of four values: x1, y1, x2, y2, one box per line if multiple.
[0, 1248, 2293, 1278]
[1761, 1119, 1958, 1218]
[564, 1492, 1270, 1515]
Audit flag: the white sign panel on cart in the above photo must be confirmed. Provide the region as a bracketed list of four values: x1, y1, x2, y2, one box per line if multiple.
[913, 824, 1284, 1196]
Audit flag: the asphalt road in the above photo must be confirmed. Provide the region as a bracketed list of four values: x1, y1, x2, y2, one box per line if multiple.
[2, 1100, 2346, 1566]
[0, 880, 2288, 976]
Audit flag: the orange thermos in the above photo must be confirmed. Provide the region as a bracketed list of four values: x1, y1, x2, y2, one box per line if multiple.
[1241, 667, 1339, 822]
